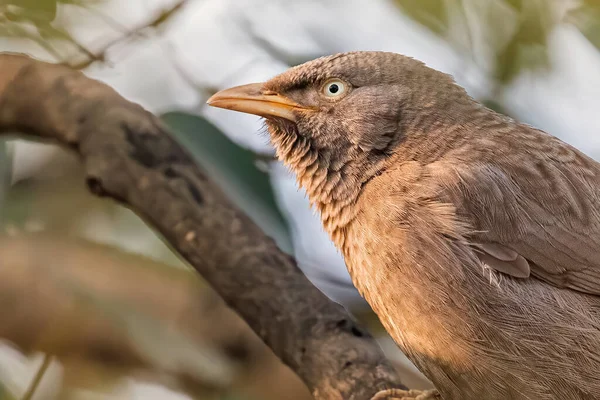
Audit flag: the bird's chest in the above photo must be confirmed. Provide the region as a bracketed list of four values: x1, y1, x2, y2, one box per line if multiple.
[342, 234, 505, 399]
[342, 215, 600, 400]
[342, 225, 458, 363]
[339, 208, 524, 399]
[345, 253, 437, 351]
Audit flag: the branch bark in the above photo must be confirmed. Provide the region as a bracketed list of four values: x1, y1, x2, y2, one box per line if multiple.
[0, 53, 409, 399]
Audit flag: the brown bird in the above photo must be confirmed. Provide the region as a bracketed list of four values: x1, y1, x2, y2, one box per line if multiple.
[208, 51, 600, 399]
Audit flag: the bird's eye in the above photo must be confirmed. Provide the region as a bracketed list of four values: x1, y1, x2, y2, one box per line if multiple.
[321, 79, 347, 98]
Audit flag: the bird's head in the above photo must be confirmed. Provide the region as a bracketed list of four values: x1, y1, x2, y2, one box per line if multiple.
[208, 51, 472, 226]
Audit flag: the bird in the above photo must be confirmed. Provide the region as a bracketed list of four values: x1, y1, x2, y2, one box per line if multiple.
[207, 51, 600, 399]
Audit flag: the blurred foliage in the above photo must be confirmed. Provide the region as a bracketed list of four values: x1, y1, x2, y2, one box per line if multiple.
[61, 277, 238, 389]
[567, 0, 600, 49]
[0, 383, 15, 400]
[0, 0, 186, 67]
[396, 0, 448, 35]
[0, 233, 311, 400]
[0, 0, 104, 61]
[0, 0, 105, 25]
[396, 0, 600, 85]
[494, 0, 554, 83]
[3, 0, 63, 23]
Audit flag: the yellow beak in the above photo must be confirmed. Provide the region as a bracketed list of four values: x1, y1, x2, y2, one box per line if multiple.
[207, 83, 307, 122]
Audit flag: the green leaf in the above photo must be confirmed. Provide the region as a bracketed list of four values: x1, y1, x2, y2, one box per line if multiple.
[0, 383, 16, 400]
[3, 0, 57, 23]
[394, 0, 449, 35]
[394, 0, 558, 84]
[494, 0, 555, 83]
[503, 0, 523, 11]
[0, 21, 65, 59]
[566, 0, 600, 50]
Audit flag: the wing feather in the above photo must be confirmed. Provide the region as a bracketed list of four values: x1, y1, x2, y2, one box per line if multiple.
[431, 127, 600, 295]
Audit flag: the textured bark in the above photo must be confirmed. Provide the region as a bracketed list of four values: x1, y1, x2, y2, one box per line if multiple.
[0, 54, 410, 399]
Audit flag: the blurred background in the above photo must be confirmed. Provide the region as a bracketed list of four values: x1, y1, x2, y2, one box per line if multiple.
[0, 0, 599, 399]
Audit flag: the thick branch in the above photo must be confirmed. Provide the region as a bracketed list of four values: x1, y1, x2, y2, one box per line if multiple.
[0, 54, 408, 399]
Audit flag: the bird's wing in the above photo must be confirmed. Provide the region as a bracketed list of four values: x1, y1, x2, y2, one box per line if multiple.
[431, 130, 600, 295]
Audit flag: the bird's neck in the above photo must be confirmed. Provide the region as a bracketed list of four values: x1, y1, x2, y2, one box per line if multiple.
[310, 151, 388, 247]
[270, 130, 385, 247]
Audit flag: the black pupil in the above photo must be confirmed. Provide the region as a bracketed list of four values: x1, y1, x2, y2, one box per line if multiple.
[328, 84, 339, 94]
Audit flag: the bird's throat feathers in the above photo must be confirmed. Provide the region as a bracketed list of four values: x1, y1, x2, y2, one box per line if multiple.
[265, 118, 386, 245]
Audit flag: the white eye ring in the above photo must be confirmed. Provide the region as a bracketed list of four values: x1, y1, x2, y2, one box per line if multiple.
[321, 79, 347, 98]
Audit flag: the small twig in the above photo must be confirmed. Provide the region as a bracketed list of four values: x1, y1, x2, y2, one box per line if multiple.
[36, 22, 103, 64]
[21, 354, 52, 400]
[67, 0, 189, 70]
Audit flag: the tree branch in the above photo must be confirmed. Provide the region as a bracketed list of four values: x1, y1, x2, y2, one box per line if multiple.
[0, 53, 409, 400]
